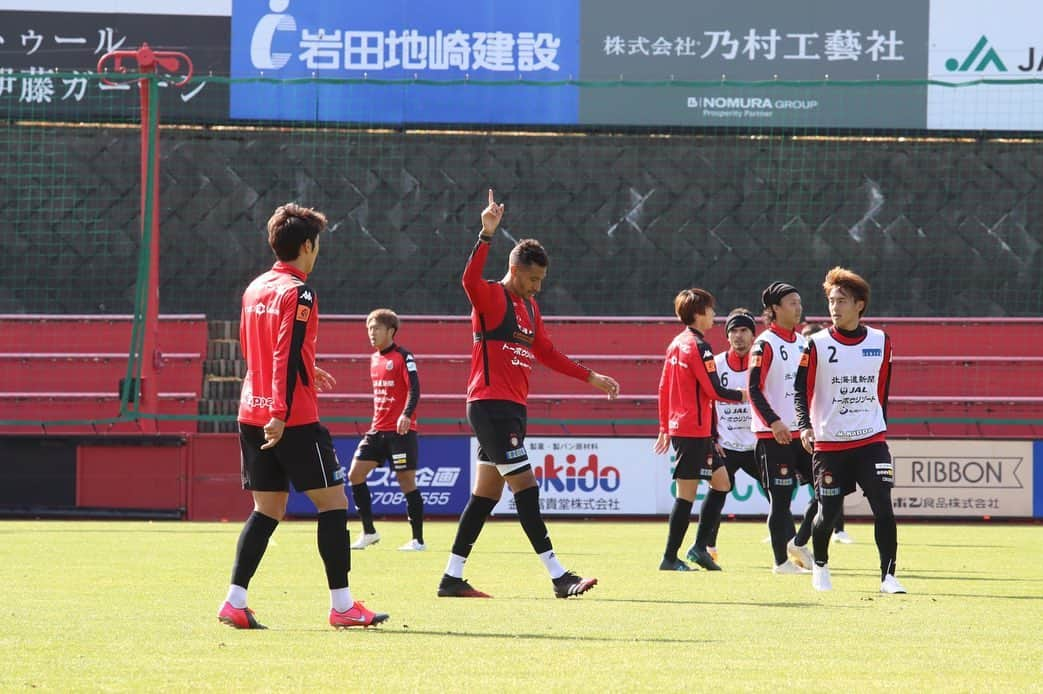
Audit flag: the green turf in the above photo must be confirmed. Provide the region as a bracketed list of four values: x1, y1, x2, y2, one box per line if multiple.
[1, 519, 1040, 692]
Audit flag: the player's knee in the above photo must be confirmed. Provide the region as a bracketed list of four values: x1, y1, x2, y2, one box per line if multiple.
[348, 460, 372, 484]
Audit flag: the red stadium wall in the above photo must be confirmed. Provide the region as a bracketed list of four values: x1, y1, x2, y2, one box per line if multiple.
[1, 315, 1041, 518]
[2, 314, 1042, 438]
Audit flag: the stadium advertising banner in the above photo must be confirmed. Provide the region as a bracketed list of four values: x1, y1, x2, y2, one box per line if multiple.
[482, 437, 815, 517]
[0, 1, 230, 123]
[846, 440, 1035, 518]
[483, 437, 659, 516]
[229, 0, 579, 124]
[927, 0, 1043, 130]
[578, 0, 928, 129]
[228, 0, 930, 129]
[285, 436, 471, 516]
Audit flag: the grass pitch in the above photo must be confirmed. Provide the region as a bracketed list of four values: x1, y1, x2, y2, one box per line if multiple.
[1, 519, 1040, 692]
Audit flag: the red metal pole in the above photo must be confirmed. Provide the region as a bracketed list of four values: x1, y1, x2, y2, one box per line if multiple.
[98, 44, 192, 432]
[137, 44, 159, 433]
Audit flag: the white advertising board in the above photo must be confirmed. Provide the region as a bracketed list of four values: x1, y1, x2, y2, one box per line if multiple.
[928, 0, 1043, 130]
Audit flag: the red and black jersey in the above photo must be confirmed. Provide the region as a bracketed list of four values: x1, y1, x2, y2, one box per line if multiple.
[657, 327, 744, 437]
[462, 238, 590, 405]
[369, 343, 420, 432]
[238, 261, 319, 427]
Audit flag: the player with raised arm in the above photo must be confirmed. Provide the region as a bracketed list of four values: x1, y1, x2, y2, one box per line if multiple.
[749, 282, 818, 575]
[437, 189, 620, 599]
[348, 309, 426, 552]
[684, 308, 761, 567]
[795, 267, 905, 594]
[218, 203, 388, 630]
[655, 289, 747, 572]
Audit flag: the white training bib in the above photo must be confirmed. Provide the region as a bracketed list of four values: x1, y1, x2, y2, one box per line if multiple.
[750, 329, 806, 433]
[714, 351, 755, 452]
[808, 327, 888, 443]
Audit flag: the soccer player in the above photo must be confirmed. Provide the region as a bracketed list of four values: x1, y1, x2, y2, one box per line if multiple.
[437, 189, 620, 599]
[801, 322, 854, 545]
[795, 267, 905, 594]
[218, 203, 388, 630]
[684, 308, 761, 567]
[655, 289, 746, 572]
[749, 282, 817, 575]
[348, 309, 425, 552]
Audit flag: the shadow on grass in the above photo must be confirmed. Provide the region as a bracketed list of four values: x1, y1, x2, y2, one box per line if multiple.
[922, 592, 1043, 602]
[901, 543, 1014, 549]
[549, 596, 828, 609]
[897, 572, 1042, 584]
[362, 628, 718, 645]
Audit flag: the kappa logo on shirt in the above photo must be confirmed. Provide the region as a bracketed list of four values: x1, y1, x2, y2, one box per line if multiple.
[301, 290, 313, 302]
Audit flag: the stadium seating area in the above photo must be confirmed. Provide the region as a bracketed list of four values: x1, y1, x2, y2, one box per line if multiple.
[315, 316, 1043, 438]
[0, 315, 207, 433]
[1, 314, 1041, 437]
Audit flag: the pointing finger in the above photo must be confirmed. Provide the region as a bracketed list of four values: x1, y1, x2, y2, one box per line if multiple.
[488, 188, 495, 206]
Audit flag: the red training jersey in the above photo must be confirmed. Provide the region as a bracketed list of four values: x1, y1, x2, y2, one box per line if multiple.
[462, 237, 590, 405]
[238, 261, 319, 427]
[657, 327, 744, 437]
[369, 343, 420, 432]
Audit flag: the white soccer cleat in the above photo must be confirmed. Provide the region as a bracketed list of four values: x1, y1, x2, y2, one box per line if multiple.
[832, 530, 855, 544]
[787, 539, 814, 570]
[773, 560, 811, 575]
[880, 574, 907, 594]
[397, 539, 427, 551]
[812, 564, 833, 591]
[350, 532, 381, 550]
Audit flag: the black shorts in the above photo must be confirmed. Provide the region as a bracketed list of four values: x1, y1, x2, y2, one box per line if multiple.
[713, 448, 760, 487]
[239, 422, 345, 492]
[467, 400, 529, 475]
[354, 430, 419, 471]
[671, 436, 713, 480]
[756, 438, 813, 491]
[814, 441, 895, 499]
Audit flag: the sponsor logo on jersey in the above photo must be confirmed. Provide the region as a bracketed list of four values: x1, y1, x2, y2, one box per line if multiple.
[296, 305, 311, 321]
[862, 348, 882, 357]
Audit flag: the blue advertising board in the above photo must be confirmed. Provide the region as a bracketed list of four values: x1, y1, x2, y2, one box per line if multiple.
[231, 0, 579, 124]
[286, 435, 471, 517]
[1035, 440, 1043, 519]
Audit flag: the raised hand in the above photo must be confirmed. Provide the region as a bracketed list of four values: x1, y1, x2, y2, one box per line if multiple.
[481, 188, 505, 235]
